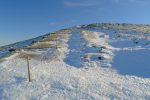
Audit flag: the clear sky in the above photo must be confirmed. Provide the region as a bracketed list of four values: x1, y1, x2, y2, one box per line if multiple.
[0, 0, 150, 46]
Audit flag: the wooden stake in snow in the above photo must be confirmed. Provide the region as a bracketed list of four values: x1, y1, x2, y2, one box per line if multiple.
[27, 56, 31, 82]
[56, 33, 58, 49]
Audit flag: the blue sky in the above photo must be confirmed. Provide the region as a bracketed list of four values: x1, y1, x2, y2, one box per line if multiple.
[0, 0, 150, 46]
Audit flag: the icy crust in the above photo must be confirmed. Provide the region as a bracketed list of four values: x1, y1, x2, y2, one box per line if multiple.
[0, 29, 150, 99]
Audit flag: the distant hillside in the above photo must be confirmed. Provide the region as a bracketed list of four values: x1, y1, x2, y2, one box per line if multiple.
[85, 23, 150, 33]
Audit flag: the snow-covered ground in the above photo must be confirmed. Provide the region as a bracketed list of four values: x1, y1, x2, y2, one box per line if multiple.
[0, 27, 150, 100]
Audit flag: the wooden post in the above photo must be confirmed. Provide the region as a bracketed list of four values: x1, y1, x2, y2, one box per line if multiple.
[27, 56, 31, 82]
[56, 33, 58, 49]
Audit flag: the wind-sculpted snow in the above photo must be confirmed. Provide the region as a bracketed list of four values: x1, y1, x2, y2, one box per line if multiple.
[88, 27, 150, 78]
[0, 26, 150, 99]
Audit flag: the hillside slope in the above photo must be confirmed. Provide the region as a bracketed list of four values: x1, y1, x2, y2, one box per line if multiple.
[0, 24, 150, 100]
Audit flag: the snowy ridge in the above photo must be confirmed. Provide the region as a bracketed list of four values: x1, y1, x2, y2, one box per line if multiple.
[0, 26, 150, 99]
[80, 30, 114, 68]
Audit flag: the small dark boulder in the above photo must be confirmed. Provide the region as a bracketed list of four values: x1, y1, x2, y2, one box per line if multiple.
[9, 48, 21, 52]
[98, 56, 102, 60]
[134, 41, 139, 44]
[9, 48, 16, 52]
[31, 40, 37, 44]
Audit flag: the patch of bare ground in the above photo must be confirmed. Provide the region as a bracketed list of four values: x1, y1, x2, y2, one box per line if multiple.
[26, 29, 70, 49]
[17, 51, 42, 60]
[0, 58, 5, 63]
[88, 23, 150, 33]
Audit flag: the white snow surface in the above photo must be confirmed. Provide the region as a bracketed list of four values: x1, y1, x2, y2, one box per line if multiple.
[0, 29, 150, 100]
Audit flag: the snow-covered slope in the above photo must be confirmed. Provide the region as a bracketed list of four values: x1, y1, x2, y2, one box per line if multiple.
[0, 24, 150, 100]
